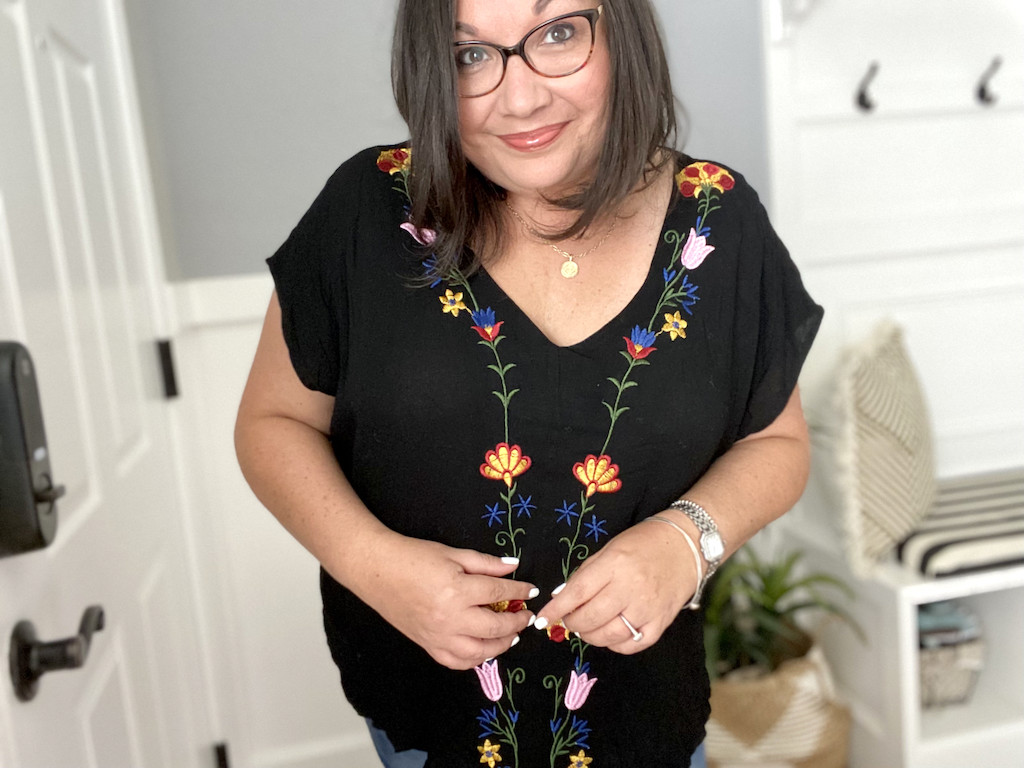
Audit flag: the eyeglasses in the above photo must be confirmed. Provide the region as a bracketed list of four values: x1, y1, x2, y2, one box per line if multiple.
[453, 6, 603, 98]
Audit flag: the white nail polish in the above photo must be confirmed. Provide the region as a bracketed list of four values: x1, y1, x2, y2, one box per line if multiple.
[534, 617, 549, 630]
[573, 631, 581, 639]
[528, 615, 537, 627]
[551, 582, 566, 596]
[528, 587, 540, 599]
[500, 556, 520, 565]
[510, 635, 520, 648]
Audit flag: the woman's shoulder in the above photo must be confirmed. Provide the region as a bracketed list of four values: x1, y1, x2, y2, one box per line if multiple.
[671, 151, 761, 205]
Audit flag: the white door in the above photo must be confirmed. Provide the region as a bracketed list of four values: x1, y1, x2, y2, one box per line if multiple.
[0, 0, 211, 766]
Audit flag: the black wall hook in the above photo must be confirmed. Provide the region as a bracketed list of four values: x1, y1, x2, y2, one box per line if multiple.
[977, 56, 1002, 105]
[856, 61, 879, 112]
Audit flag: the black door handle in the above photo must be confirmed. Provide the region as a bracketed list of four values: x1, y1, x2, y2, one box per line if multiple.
[8, 605, 105, 701]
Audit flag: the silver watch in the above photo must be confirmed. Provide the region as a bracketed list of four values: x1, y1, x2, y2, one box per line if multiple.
[668, 499, 725, 607]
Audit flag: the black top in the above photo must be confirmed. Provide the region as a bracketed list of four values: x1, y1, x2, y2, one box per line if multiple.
[268, 144, 823, 768]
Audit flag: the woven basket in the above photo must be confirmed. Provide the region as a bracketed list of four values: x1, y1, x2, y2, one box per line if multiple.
[706, 644, 851, 768]
[920, 639, 984, 707]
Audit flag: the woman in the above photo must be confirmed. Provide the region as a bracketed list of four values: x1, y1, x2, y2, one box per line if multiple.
[235, 0, 822, 766]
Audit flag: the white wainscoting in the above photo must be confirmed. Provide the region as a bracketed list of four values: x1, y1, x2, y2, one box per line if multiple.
[170, 275, 379, 768]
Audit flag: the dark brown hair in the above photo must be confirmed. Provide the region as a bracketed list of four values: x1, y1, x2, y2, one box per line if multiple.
[391, 0, 677, 276]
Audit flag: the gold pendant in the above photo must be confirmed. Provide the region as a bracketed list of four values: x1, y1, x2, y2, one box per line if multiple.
[560, 259, 579, 279]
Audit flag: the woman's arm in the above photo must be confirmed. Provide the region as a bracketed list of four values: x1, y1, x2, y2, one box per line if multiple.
[235, 293, 538, 669]
[533, 387, 811, 653]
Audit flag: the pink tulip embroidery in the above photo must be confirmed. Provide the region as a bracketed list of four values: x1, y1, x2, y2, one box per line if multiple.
[399, 221, 437, 246]
[474, 659, 503, 702]
[679, 227, 715, 270]
[564, 669, 598, 711]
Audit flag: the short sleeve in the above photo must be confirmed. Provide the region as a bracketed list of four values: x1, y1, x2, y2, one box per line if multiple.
[734, 188, 823, 438]
[266, 162, 356, 396]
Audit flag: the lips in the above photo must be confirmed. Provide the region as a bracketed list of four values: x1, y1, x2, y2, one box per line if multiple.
[498, 122, 568, 151]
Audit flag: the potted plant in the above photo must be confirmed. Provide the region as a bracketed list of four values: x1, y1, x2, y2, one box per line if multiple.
[701, 546, 861, 768]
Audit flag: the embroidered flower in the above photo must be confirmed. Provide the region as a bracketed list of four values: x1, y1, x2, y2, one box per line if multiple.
[662, 311, 688, 340]
[663, 267, 677, 284]
[679, 227, 715, 270]
[570, 715, 592, 749]
[470, 307, 505, 342]
[555, 500, 580, 526]
[573, 455, 622, 497]
[567, 749, 593, 767]
[480, 443, 532, 487]
[564, 670, 599, 711]
[547, 620, 568, 643]
[676, 161, 735, 198]
[678, 275, 700, 315]
[377, 147, 411, 175]
[421, 254, 443, 288]
[623, 325, 657, 360]
[512, 493, 535, 518]
[477, 706, 499, 738]
[474, 660, 503, 702]
[400, 221, 437, 246]
[481, 502, 505, 528]
[440, 289, 468, 316]
[488, 599, 526, 613]
[477, 738, 503, 767]
[583, 514, 608, 543]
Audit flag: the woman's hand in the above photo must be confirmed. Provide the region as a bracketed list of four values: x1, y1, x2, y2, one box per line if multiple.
[532, 519, 698, 654]
[348, 533, 540, 670]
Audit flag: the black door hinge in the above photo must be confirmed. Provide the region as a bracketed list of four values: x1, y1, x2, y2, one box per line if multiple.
[214, 741, 231, 768]
[157, 339, 179, 399]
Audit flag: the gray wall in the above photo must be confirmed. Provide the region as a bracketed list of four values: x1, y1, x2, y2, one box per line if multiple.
[126, 0, 767, 280]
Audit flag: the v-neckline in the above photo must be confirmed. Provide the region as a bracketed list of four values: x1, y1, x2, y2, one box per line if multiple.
[478, 182, 678, 352]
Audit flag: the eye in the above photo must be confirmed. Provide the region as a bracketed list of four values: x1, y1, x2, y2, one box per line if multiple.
[455, 45, 493, 70]
[539, 21, 577, 45]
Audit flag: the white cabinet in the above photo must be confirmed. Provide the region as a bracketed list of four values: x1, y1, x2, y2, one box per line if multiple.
[757, 1, 1024, 766]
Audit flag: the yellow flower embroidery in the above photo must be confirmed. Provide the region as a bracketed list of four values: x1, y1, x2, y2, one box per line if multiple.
[478, 739, 502, 767]
[662, 311, 688, 340]
[440, 289, 468, 316]
[573, 454, 622, 498]
[676, 161, 735, 198]
[480, 443, 532, 488]
[567, 749, 593, 767]
[376, 147, 411, 175]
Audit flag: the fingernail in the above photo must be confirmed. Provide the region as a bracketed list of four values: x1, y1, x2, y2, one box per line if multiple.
[510, 635, 520, 648]
[573, 631, 581, 639]
[528, 587, 540, 599]
[534, 617, 549, 630]
[528, 614, 537, 627]
[551, 582, 566, 596]
[500, 556, 520, 565]
[484, 657, 494, 663]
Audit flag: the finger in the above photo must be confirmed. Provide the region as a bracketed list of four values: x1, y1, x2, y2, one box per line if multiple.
[439, 634, 521, 670]
[460, 605, 535, 640]
[462, 572, 540, 607]
[577, 612, 639, 648]
[450, 548, 523, 577]
[533, 567, 611, 631]
[562, 589, 630, 635]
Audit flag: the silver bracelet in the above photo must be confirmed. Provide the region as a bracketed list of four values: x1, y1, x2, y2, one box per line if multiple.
[666, 499, 725, 608]
[644, 515, 703, 611]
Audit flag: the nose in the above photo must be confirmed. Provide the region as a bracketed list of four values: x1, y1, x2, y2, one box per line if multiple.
[495, 54, 552, 117]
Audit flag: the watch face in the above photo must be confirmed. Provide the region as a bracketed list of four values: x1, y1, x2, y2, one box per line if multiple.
[702, 532, 725, 562]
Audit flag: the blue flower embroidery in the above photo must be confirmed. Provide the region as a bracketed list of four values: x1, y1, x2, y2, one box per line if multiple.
[481, 502, 505, 528]
[583, 514, 608, 542]
[678, 275, 700, 316]
[512, 494, 536, 519]
[555, 500, 579, 526]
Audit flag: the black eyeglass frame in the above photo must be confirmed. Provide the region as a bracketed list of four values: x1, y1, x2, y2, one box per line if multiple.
[453, 5, 604, 98]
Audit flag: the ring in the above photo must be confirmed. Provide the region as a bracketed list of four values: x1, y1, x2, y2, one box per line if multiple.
[618, 613, 644, 642]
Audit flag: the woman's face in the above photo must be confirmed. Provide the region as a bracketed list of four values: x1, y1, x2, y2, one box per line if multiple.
[454, 0, 611, 202]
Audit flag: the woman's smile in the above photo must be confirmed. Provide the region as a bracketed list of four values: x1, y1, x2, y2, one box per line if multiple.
[498, 122, 569, 151]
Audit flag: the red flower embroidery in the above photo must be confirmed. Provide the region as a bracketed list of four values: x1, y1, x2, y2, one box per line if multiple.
[480, 443, 531, 488]
[573, 455, 622, 498]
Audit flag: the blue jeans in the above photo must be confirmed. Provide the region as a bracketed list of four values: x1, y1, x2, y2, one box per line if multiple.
[367, 720, 707, 768]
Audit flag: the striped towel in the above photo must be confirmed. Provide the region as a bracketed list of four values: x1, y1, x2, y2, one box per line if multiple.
[897, 468, 1024, 577]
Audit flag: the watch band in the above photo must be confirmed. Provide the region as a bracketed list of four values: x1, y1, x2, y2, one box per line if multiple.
[667, 499, 725, 608]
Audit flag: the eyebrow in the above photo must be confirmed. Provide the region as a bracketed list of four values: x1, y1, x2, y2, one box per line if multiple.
[455, 0, 559, 38]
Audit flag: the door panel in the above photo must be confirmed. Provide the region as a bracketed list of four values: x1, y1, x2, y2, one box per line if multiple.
[0, 0, 209, 765]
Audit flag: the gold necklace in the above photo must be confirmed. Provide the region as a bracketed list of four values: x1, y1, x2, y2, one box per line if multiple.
[505, 202, 618, 279]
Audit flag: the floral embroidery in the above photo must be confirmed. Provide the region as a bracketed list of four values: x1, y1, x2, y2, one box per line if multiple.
[679, 227, 715, 270]
[377, 147, 411, 175]
[481, 443, 532, 488]
[380, 148, 739, 767]
[441, 289, 468, 316]
[623, 325, 657, 360]
[478, 739, 503, 767]
[475, 660, 504, 702]
[572, 455, 622, 498]
[662, 311, 688, 340]
[564, 670, 598, 711]
[471, 307, 505, 342]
